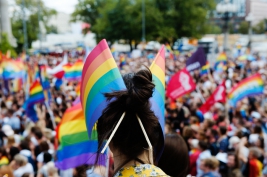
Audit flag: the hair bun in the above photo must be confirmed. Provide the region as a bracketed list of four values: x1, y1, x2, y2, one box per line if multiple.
[128, 69, 155, 105]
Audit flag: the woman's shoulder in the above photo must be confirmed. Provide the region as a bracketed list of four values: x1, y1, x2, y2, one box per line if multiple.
[115, 164, 169, 177]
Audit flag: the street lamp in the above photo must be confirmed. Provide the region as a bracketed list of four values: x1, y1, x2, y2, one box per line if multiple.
[216, 0, 237, 51]
[245, 12, 254, 49]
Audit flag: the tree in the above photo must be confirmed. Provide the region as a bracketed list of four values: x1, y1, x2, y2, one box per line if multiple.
[71, 0, 106, 34]
[72, 0, 215, 48]
[11, 0, 57, 52]
[0, 33, 17, 57]
[253, 20, 265, 34]
[92, 0, 164, 50]
[238, 21, 249, 34]
[155, 0, 215, 41]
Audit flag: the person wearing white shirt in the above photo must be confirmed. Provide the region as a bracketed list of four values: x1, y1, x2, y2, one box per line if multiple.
[11, 154, 34, 177]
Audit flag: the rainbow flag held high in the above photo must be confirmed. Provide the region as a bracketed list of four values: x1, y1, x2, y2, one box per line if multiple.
[149, 46, 165, 134]
[214, 52, 227, 68]
[228, 73, 264, 106]
[80, 39, 126, 135]
[55, 103, 106, 170]
[63, 59, 83, 81]
[166, 44, 174, 59]
[39, 65, 50, 90]
[216, 52, 227, 62]
[119, 55, 126, 69]
[1, 59, 25, 80]
[216, 62, 227, 73]
[12, 78, 23, 92]
[200, 62, 210, 76]
[27, 80, 45, 107]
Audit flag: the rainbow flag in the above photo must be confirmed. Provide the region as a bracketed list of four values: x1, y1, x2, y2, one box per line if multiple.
[166, 44, 174, 59]
[27, 80, 45, 106]
[1, 59, 25, 80]
[228, 73, 264, 106]
[149, 46, 165, 135]
[12, 78, 23, 92]
[80, 39, 126, 135]
[63, 59, 83, 81]
[76, 82, 81, 96]
[216, 62, 227, 73]
[39, 65, 50, 90]
[55, 103, 106, 170]
[200, 62, 210, 76]
[26, 105, 38, 122]
[215, 52, 227, 68]
[119, 55, 126, 69]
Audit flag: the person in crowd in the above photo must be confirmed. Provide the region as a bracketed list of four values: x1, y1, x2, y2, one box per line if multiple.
[218, 126, 229, 153]
[197, 141, 212, 177]
[10, 154, 34, 177]
[227, 152, 243, 177]
[97, 69, 167, 176]
[247, 147, 263, 177]
[158, 133, 189, 177]
[199, 157, 220, 177]
[189, 139, 201, 176]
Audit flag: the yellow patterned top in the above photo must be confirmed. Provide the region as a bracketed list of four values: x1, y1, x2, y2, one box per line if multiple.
[114, 164, 169, 177]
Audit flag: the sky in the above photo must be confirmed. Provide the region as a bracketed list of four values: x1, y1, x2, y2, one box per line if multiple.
[43, 0, 78, 14]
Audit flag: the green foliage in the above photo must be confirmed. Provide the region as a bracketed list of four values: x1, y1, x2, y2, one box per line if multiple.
[253, 20, 265, 34]
[0, 33, 17, 57]
[11, 0, 57, 52]
[72, 0, 215, 46]
[238, 21, 249, 34]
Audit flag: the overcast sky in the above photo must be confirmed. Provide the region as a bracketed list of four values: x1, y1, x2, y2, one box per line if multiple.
[43, 0, 78, 14]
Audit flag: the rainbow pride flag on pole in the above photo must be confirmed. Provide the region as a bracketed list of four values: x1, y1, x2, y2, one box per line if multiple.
[27, 80, 45, 106]
[12, 78, 23, 92]
[149, 46, 165, 132]
[63, 59, 83, 81]
[214, 52, 227, 69]
[56, 103, 106, 170]
[80, 39, 126, 135]
[119, 55, 126, 69]
[1, 59, 25, 80]
[39, 65, 50, 90]
[200, 62, 210, 76]
[228, 73, 264, 106]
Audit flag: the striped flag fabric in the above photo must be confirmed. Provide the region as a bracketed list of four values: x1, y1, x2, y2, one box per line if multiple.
[55, 103, 106, 170]
[63, 59, 83, 81]
[80, 39, 126, 135]
[200, 62, 210, 76]
[27, 80, 45, 107]
[149, 46, 165, 132]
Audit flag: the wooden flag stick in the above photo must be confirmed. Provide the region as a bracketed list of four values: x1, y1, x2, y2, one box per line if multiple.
[101, 112, 126, 154]
[136, 114, 153, 165]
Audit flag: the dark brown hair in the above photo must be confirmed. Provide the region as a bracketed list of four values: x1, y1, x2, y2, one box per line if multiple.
[97, 69, 163, 171]
[158, 133, 189, 177]
[227, 152, 240, 169]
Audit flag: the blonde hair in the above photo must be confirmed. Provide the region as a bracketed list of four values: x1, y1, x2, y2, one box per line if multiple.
[14, 154, 28, 167]
[203, 157, 219, 170]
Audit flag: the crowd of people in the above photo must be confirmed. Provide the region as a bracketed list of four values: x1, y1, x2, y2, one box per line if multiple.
[0, 45, 266, 177]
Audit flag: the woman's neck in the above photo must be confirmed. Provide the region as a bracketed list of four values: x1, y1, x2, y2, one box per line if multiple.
[113, 150, 151, 172]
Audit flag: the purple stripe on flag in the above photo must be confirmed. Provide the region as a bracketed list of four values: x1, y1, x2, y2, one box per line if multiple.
[55, 153, 106, 170]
